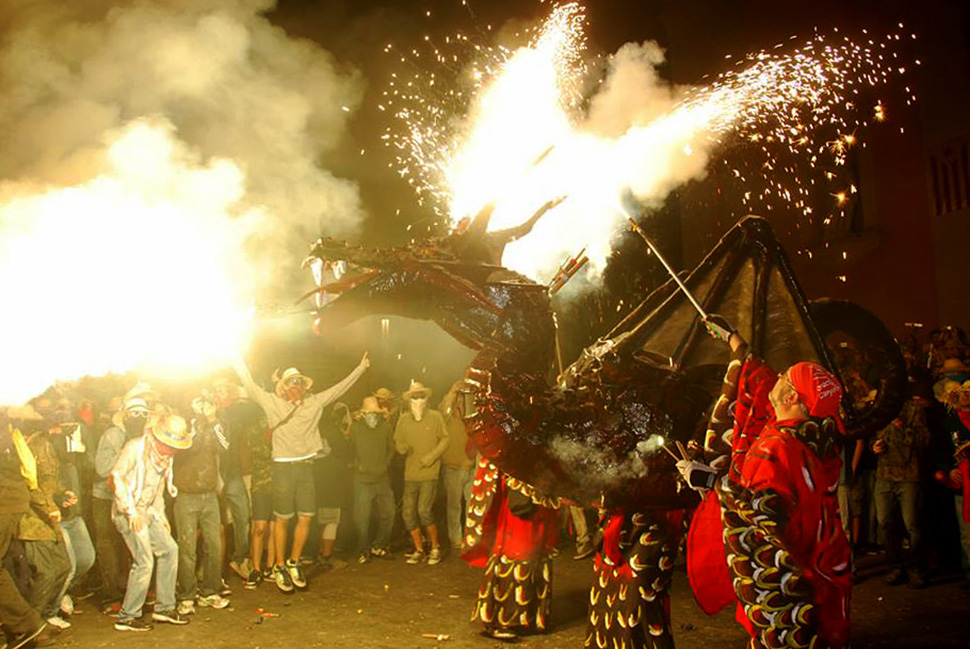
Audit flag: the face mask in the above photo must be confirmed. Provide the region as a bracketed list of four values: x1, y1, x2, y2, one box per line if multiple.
[409, 397, 428, 421]
[363, 413, 380, 429]
[125, 416, 147, 438]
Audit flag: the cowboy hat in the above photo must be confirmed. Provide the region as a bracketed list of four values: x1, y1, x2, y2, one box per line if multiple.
[150, 413, 193, 450]
[403, 380, 432, 400]
[373, 387, 395, 400]
[274, 368, 313, 398]
[941, 358, 969, 375]
[111, 396, 150, 428]
[359, 396, 384, 414]
[124, 381, 159, 403]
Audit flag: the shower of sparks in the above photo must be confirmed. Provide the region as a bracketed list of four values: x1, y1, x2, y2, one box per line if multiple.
[383, 2, 916, 282]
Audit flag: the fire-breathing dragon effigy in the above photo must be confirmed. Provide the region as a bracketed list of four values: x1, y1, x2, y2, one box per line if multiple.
[302, 214, 907, 648]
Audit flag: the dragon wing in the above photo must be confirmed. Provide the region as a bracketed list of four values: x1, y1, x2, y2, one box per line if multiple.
[608, 215, 906, 439]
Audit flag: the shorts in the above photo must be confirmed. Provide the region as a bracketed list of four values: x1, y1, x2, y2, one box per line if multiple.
[317, 507, 341, 526]
[251, 488, 274, 522]
[272, 461, 316, 520]
[402, 479, 437, 530]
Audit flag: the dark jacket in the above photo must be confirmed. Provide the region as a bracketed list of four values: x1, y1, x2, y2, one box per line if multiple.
[174, 418, 227, 494]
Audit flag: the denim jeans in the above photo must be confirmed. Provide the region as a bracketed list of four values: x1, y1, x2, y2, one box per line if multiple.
[174, 492, 222, 600]
[354, 476, 395, 553]
[222, 477, 250, 563]
[402, 480, 437, 530]
[442, 466, 472, 547]
[114, 512, 178, 619]
[92, 497, 126, 603]
[59, 516, 96, 597]
[874, 480, 924, 571]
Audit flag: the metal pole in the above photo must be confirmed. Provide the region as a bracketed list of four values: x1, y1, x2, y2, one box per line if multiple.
[625, 216, 709, 320]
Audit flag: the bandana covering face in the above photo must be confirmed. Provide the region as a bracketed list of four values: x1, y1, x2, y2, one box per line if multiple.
[786, 362, 842, 419]
[409, 397, 428, 421]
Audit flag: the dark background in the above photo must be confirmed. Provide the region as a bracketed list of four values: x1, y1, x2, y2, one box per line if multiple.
[247, 0, 970, 405]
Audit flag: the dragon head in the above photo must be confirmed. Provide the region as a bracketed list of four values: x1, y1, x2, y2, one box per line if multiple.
[303, 235, 553, 352]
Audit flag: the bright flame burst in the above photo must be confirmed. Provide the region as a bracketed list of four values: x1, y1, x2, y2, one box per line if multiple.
[384, 2, 916, 282]
[0, 119, 256, 405]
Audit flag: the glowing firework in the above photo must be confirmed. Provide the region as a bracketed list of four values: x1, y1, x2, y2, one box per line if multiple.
[0, 120, 256, 405]
[384, 3, 915, 283]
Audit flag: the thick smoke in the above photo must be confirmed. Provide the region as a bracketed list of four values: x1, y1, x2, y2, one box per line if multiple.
[0, 0, 365, 286]
[0, 0, 366, 404]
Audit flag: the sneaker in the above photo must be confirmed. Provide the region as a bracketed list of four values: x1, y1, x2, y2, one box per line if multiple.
[318, 556, 334, 571]
[909, 571, 928, 589]
[285, 559, 307, 589]
[370, 547, 391, 559]
[885, 569, 907, 586]
[151, 610, 190, 625]
[101, 601, 122, 617]
[177, 600, 196, 616]
[60, 594, 74, 617]
[273, 565, 294, 593]
[262, 566, 274, 580]
[244, 568, 263, 590]
[229, 558, 251, 580]
[10, 623, 50, 649]
[427, 547, 442, 566]
[199, 594, 230, 609]
[114, 618, 153, 632]
[574, 541, 596, 561]
[219, 579, 232, 596]
[357, 553, 370, 565]
[405, 550, 426, 565]
[46, 616, 71, 630]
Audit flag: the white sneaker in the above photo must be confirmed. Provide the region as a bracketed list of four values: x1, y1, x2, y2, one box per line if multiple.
[60, 594, 74, 617]
[46, 616, 71, 630]
[229, 558, 252, 580]
[427, 547, 443, 566]
[405, 550, 426, 565]
[177, 600, 196, 616]
[198, 594, 230, 610]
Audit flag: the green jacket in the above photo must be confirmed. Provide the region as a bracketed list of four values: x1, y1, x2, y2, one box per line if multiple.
[18, 432, 62, 542]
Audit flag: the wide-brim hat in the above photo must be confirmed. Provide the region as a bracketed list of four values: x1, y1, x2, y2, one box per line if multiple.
[941, 358, 969, 375]
[125, 381, 159, 403]
[359, 396, 384, 414]
[274, 368, 313, 398]
[150, 414, 193, 450]
[111, 396, 150, 428]
[403, 380, 432, 400]
[373, 387, 395, 401]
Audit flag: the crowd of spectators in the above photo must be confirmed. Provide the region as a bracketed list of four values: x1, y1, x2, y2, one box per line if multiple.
[3, 322, 969, 647]
[0, 357, 517, 645]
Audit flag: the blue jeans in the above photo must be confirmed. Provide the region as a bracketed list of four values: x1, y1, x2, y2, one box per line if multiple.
[174, 492, 222, 600]
[222, 477, 250, 563]
[114, 512, 178, 619]
[59, 517, 95, 597]
[442, 466, 472, 548]
[874, 480, 924, 571]
[354, 476, 394, 553]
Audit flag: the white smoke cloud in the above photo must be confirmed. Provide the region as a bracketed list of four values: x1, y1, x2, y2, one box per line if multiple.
[0, 0, 366, 404]
[0, 0, 365, 281]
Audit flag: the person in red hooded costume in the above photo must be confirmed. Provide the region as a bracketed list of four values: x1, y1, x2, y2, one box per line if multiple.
[681, 326, 852, 649]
